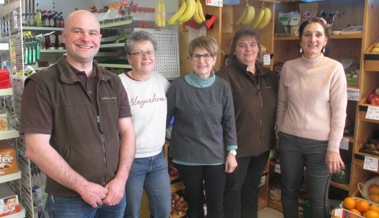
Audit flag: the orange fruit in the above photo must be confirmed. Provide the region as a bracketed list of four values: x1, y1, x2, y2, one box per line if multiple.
[343, 197, 356, 210]
[371, 194, 379, 203]
[371, 203, 379, 213]
[350, 208, 362, 216]
[365, 210, 379, 218]
[356, 200, 370, 213]
[369, 185, 379, 195]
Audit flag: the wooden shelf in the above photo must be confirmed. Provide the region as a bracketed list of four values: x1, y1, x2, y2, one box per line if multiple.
[364, 64, 379, 72]
[330, 181, 350, 191]
[170, 213, 186, 218]
[268, 199, 283, 212]
[171, 182, 185, 193]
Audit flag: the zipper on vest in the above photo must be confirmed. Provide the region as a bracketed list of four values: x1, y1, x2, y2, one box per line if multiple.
[97, 115, 107, 184]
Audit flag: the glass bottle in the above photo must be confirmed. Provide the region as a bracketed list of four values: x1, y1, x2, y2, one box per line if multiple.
[34, 3, 42, 27]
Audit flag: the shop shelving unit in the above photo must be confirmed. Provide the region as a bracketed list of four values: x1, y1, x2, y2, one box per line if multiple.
[176, 0, 379, 212]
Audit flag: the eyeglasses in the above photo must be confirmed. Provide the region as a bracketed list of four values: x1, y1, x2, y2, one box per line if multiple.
[191, 53, 213, 61]
[130, 50, 156, 58]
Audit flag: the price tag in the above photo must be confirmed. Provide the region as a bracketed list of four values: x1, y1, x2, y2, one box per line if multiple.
[363, 156, 379, 172]
[205, 0, 222, 7]
[347, 88, 359, 101]
[263, 54, 271, 66]
[366, 106, 379, 120]
[274, 164, 281, 174]
[340, 137, 349, 150]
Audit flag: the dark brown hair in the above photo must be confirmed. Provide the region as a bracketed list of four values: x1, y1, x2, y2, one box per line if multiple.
[299, 17, 329, 39]
[229, 28, 261, 57]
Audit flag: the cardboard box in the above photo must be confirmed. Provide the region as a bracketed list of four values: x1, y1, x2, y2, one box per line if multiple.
[0, 183, 21, 216]
[0, 141, 18, 176]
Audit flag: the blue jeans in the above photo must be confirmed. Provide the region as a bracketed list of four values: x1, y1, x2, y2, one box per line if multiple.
[45, 194, 126, 218]
[279, 132, 331, 218]
[124, 151, 171, 218]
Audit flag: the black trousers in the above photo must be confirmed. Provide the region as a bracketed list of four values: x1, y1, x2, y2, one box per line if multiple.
[175, 164, 226, 218]
[223, 151, 269, 218]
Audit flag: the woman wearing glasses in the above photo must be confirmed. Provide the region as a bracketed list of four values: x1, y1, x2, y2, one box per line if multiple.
[217, 28, 278, 218]
[166, 35, 238, 218]
[277, 18, 346, 218]
[119, 30, 171, 218]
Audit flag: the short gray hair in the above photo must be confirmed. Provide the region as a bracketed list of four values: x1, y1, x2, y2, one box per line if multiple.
[124, 31, 158, 55]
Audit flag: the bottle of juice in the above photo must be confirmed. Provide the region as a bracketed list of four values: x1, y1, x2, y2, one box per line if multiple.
[34, 3, 42, 27]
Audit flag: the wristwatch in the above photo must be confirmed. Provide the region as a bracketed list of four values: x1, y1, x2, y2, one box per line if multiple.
[228, 150, 237, 156]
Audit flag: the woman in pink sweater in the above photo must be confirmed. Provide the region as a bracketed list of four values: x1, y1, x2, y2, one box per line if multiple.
[276, 17, 347, 218]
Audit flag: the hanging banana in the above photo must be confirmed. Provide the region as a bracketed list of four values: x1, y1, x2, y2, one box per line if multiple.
[193, 0, 203, 24]
[155, 0, 162, 27]
[240, 3, 255, 26]
[236, 4, 249, 26]
[161, 0, 166, 27]
[198, 0, 206, 22]
[167, 0, 187, 25]
[177, 0, 196, 23]
[257, 7, 272, 29]
[252, 7, 265, 29]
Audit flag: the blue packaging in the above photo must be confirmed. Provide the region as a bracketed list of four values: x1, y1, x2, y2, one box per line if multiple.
[223, 0, 240, 5]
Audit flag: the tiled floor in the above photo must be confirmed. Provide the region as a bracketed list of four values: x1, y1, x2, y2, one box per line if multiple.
[258, 207, 283, 218]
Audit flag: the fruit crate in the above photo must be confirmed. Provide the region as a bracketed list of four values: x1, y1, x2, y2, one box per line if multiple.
[364, 41, 379, 72]
[336, 197, 379, 218]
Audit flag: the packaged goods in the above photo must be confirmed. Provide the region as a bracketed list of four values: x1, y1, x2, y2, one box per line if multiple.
[0, 183, 21, 216]
[0, 141, 18, 176]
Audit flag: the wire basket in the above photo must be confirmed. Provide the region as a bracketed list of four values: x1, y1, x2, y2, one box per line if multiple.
[357, 176, 379, 200]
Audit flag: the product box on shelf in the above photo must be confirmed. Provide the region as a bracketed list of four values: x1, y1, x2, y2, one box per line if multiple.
[0, 183, 21, 217]
[0, 140, 18, 176]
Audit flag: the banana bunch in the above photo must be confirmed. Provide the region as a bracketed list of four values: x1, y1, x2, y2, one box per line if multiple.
[168, 0, 196, 25]
[236, 3, 255, 26]
[193, 0, 206, 24]
[252, 7, 272, 30]
[155, 0, 166, 28]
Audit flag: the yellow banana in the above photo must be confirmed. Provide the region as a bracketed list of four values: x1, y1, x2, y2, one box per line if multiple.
[161, 0, 166, 27]
[252, 7, 265, 29]
[193, 0, 203, 24]
[155, 0, 162, 27]
[177, 0, 196, 23]
[257, 7, 272, 29]
[167, 0, 187, 25]
[198, 0, 206, 22]
[236, 4, 248, 26]
[240, 4, 255, 26]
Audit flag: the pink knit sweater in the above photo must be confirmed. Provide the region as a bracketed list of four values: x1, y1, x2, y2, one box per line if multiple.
[276, 54, 347, 153]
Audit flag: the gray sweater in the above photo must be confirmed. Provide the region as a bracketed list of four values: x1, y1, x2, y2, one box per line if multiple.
[167, 76, 237, 164]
